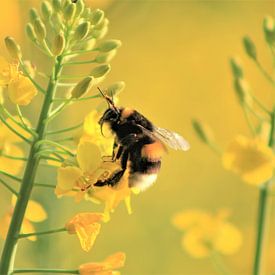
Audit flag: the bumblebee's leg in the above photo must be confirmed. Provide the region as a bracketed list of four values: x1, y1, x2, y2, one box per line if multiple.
[101, 141, 119, 162]
[94, 150, 129, 187]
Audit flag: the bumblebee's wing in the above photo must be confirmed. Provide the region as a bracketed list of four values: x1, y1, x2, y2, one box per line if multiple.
[153, 126, 190, 151]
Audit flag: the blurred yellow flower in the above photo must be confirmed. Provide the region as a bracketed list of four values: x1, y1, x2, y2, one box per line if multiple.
[0, 116, 31, 175]
[82, 110, 114, 156]
[0, 56, 37, 105]
[65, 212, 104, 252]
[222, 135, 275, 185]
[0, 196, 47, 241]
[56, 140, 133, 220]
[79, 252, 126, 275]
[172, 209, 242, 258]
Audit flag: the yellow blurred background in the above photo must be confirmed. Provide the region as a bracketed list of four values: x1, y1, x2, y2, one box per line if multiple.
[0, 0, 275, 274]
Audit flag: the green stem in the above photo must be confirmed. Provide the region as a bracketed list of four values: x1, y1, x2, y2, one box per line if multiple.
[0, 56, 64, 275]
[0, 178, 18, 196]
[12, 269, 79, 274]
[253, 108, 275, 275]
[35, 140, 75, 157]
[243, 106, 256, 136]
[34, 183, 56, 188]
[18, 227, 66, 239]
[47, 122, 83, 135]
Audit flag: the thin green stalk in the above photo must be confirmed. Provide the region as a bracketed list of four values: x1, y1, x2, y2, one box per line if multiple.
[0, 178, 18, 196]
[255, 60, 275, 87]
[0, 56, 64, 275]
[0, 170, 22, 182]
[15, 105, 37, 137]
[64, 59, 96, 65]
[0, 105, 37, 138]
[2, 155, 28, 161]
[19, 60, 46, 95]
[210, 251, 232, 275]
[253, 108, 275, 275]
[47, 122, 83, 135]
[63, 48, 98, 56]
[243, 106, 256, 136]
[34, 183, 56, 188]
[13, 269, 79, 274]
[35, 140, 75, 156]
[18, 227, 66, 239]
[53, 94, 100, 102]
[0, 114, 32, 144]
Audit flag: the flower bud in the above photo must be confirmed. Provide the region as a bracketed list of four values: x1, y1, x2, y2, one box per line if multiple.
[41, 1, 53, 21]
[64, 3, 76, 22]
[98, 39, 121, 52]
[90, 9, 104, 25]
[29, 8, 39, 24]
[263, 16, 275, 46]
[52, 32, 65, 56]
[26, 23, 37, 41]
[83, 7, 91, 18]
[75, 0, 84, 17]
[243, 36, 257, 60]
[74, 21, 90, 41]
[71, 76, 93, 98]
[80, 38, 96, 50]
[5, 36, 22, 60]
[95, 50, 117, 64]
[106, 81, 125, 97]
[234, 78, 253, 107]
[91, 26, 108, 39]
[229, 57, 243, 78]
[34, 18, 47, 41]
[192, 120, 215, 145]
[52, 0, 62, 12]
[91, 65, 111, 78]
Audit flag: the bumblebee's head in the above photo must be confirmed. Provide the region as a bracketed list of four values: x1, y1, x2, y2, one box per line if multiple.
[98, 87, 121, 133]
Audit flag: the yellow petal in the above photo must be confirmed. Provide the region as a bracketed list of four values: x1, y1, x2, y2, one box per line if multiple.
[76, 222, 101, 252]
[172, 210, 211, 231]
[65, 212, 105, 234]
[77, 140, 101, 172]
[8, 74, 37, 105]
[213, 222, 242, 255]
[0, 57, 18, 86]
[0, 212, 12, 240]
[181, 228, 211, 258]
[57, 166, 82, 192]
[65, 212, 104, 252]
[0, 144, 24, 175]
[222, 135, 275, 185]
[21, 219, 37, 241]
[11, 196, 47, 223]
[79, 252, 126, 275]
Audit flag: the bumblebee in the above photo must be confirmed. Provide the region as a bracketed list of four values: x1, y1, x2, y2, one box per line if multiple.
[94, 89, 190, 191]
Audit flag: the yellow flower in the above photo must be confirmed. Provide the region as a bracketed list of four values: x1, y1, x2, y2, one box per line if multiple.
[0, 116, 31, 175]
[56, 140, 133, 220]
[0, 56, 37, 105]
[79, 252, 126, 275]
[65, 212, 104, 252]
[82, 110, 114, 156]
[173, 209, 242, 258]
[0, 196, 47, 241]
[222, 135, 275, 185]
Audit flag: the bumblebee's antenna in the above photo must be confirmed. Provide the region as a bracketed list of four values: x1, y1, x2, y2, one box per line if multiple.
[97, 87, 119, 113]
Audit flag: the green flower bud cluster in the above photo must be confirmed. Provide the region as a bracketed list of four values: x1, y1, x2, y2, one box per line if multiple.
[25, 0, 121, 63]
[230, 57, 252, 107]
